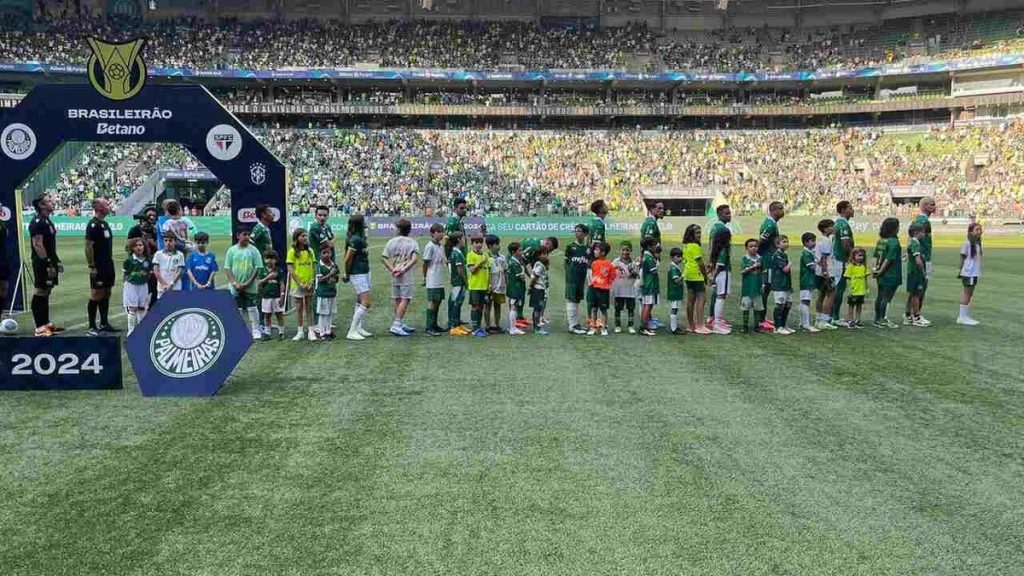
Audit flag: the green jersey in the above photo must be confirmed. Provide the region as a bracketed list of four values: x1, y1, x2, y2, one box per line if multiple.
[757, 217, 779, 263]
[308, 221, 335, 260]
[565, 241, 590, 283]
[708, 221, 731, 271]
[444, 215, 465, 257]
[641, 250, 659, 296]
[345, 234, 369, 275]
[833, 216, 854, 263]
[122, 254, 152, 285]
[769, 250, 792, 291]
[799, 248, 818, 291]
[251, 222, 272, 256]
[907, 237, 925, 277]
[315, 261, 340, 298]
[874, 237, 903, 288]
[667, 262, 684, 301]
[589, 216, 606, 244]
[449, 247, 466, 287]
[740, 255, 762, 298]
[640, 216, 661, 243]
[911, 214, 932, 261]
[507, 256, 527, 299]
[258, 267, 281, 299]
[225, 243, 264, 295]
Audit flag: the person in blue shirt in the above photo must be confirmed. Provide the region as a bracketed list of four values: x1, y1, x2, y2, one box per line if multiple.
[185, 232, 219, 290]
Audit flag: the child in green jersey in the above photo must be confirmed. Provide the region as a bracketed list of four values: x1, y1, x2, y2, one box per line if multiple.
[667, 247, 684, 334]
[844, 248, 869, 328]
[565, 223, 590, 335]
[122, 238, 153, 336]
[315, 246, 340, 340]
[739, 239, 764, 333]
[683, 225, 711, 335]
[871, 217, 902, 329]
[258, 250, 286, 341]
[506, 242, 528, 336]
[905, 223, 928, 327]
[530, 246, 551, 336]
[448, 232, 469, 336]
[639, 236, 660, 337]
[798, 232, 821, 333]
[466, 235, 491, 338]
[769, 235, 794, 335]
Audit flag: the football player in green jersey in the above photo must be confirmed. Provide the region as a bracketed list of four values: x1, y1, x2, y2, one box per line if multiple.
[905, 223, 928, 327]
[589, 200, 608, 246]
[757, 201, 785, 330]
[638, 236, 660, 337]
[798, 232, 821, 332]
[871, 217, 902, 329]
[738, 239, 764, 333]
[831, 201, 856, 324]
[904, 196, 935, 325]
[707, 204, 733, 334]
[769, 235, 794, 335]
[564, 224, 590, 334]
[640, 202, 664, 247]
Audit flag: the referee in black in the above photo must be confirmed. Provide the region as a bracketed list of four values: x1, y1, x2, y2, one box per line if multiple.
[29, 194, 63, 336]
[85, 198, 119, 336]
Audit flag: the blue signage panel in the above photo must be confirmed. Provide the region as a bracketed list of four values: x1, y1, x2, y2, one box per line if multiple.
[0, 336, 123, 391]
[125, 290, 252, 397]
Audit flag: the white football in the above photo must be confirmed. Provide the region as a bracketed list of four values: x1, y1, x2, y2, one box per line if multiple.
[0, 318, 18, 334]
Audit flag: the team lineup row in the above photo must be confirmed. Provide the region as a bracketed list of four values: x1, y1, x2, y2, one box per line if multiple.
[8, 196, 985, 341]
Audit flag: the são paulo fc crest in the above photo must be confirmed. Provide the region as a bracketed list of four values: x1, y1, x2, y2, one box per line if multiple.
[149, 308, 225, 378]
[250, 161, 266, 185]
[126, 290, 252, 396]
[1, 123, 36, 160]
[205, 124, 242, 161]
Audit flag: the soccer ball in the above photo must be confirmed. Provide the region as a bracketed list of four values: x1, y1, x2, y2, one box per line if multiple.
[0, 318, 18, 334]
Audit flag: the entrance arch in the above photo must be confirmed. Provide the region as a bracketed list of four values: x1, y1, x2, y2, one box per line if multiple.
[0, 83, 289, 311]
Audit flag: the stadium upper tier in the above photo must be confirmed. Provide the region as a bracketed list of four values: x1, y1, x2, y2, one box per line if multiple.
[31, 122, 1024, 220]
[2, 14, 1024, 74]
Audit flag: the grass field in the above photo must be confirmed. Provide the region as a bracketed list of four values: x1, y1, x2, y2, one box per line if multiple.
[1, 237, 1023, 575]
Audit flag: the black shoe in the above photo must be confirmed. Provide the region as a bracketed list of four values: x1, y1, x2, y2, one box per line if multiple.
[98, 324, 121, 333]
[85, 328, 101, 337]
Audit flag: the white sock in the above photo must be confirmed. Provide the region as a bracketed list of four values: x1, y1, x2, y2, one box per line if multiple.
[126, 312, 137, 335]
[800, 303, 810, 327]
[959, 304, 969, 319]
[669, 312, 678, 332]
[566, 302, 577, 328]
[296, 326, 305, 337]
[247, 307, 259, 331]
[352, 304, 367, 333]
[714, 298, 725, 324]
[137, 309, 147, 324]
[392, 317, 402, 329]
[508, 308, 517, 329]
[324, 313, 334, 335]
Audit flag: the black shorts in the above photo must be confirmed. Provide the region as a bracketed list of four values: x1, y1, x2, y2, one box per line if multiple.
[90, 266, 116, 290]
[32, 261, 57, 289]
[614, 296, 636, 312]
[847, 295, 865, 306]
[587, 287, 610, 311]
[529, 288, 547, 310]
[469, 290, 488, 307]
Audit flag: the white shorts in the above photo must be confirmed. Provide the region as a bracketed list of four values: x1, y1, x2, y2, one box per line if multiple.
[773, 291, 793, 305]
[317, 297, 336, 316]
[740, 296, 764, 312]
[641, 294, 658, 306]
[714, 269, 730, 297]
[350, 273, 371, 295]
[123, 283, 150, 309]
[392, 284, 413, 300]
[262, 298, 283, 314]
[668, 300, 681, 310]
[832, 262, 846, 287]
[799, 289, 814, 302]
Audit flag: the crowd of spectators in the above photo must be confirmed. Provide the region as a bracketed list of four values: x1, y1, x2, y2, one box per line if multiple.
[3, 13, 1024, 73]
[34, 122, 1024, 220]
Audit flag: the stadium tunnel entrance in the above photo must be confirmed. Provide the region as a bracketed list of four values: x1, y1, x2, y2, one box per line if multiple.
[0, 83, 289, 312]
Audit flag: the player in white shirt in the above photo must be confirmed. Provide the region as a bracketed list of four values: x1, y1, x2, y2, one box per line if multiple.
[381, 218, 420, 337]
[421, 223, 448, 336]
[152, 235, 184, 297]
[957, 223, 983, 325]
[814, 219, 838, 330]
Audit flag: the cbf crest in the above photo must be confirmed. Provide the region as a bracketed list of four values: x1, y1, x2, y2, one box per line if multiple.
[87, 37, 146, 101]
[250, 162, 266, 185]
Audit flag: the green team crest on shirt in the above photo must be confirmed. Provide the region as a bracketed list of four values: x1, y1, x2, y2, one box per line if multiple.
[149, 309, 225, 379]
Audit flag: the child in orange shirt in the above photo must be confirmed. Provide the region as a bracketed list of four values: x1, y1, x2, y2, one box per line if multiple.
[587, 242, 616, 336]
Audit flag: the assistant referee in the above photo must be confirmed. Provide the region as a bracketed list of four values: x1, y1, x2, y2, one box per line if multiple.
[85, 198, 120, 336]
[29, 194, 63, 336]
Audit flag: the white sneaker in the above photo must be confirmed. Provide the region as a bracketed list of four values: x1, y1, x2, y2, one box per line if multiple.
[902, 316, 915, 326]
[292, 329, 305, 342]
[614, 326, 622, 333]
[957, 317, 980, 326]
[914, 316, 932, 327]
[586, 328, 597, 336]
[346, 330, 365, 341]
[509, 327, 526, 335]
[816, 321, 837, 331]
[600, 327, 608, 336]
[627, 326, 637, 334]
[389, 325, 410, 337]
[358, 327, 374, 338]
[801, 325, 821, 333]
[571, 326, 588, 335]
[251, 329, 262, 340]
[712, 324, 731, 335]
[308, 330, 319, 342]
[774, 328, 791, 335]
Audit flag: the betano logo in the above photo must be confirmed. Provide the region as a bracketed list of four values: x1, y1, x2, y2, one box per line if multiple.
[149, 309, 225, 379]
[87, 37, 146, 101]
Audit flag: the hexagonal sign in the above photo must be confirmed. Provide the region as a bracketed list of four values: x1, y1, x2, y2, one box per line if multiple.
[126, 290, 253, 396]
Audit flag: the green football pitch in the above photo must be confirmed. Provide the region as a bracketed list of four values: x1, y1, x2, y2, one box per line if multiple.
[1, 237, 1022, 575]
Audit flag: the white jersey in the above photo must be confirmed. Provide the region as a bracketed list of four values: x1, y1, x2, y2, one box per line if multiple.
[489, 253, 507, 294]
[382, 236, 419, 286]
[814, 236, 834, 278]
[611, 257, 638, 298]
[960, 240, 982, 278]
[153, 249, 184, 290]
[422, 240, 447, 289]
